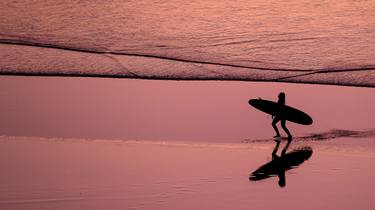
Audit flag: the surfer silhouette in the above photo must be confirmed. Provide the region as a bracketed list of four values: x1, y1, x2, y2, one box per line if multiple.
[248, 92, 312, 139]
[272, 92, 292, 139]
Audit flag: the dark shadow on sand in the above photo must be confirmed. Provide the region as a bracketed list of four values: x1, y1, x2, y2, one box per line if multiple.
[249, 140, 313, 187]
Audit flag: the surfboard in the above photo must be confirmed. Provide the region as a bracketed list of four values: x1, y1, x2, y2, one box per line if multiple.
[248, 99, 313, 125]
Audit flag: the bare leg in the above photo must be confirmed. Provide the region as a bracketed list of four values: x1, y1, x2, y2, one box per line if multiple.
[281, 119, 292, 138]
[281, 140, 291, 156]
[272, 117, 280, 137]
[272, 140, 281, 159]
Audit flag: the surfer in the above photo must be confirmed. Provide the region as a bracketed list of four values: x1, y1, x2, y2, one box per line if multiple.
[272, 92, 292, 139]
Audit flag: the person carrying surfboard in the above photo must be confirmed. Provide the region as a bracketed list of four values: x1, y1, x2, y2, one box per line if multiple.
[249, 93, 312, 140]
[272, 92, 292, 139]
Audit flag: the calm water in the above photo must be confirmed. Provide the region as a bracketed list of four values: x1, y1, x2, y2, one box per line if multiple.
[1, 0, 375, 86]
[1, 76, 374, 142]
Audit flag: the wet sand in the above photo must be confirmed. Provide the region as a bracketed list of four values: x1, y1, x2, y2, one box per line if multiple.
[1, 136, 375, 210]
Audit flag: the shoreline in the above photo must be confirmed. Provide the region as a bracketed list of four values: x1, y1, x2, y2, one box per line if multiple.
[1, 70, 375, 89]
[2, 134, 375, 154]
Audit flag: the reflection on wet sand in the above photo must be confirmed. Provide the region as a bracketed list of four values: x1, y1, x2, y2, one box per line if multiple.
[250, 139, 313, 187]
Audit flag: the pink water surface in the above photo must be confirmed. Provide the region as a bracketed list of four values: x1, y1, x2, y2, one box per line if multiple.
[0, 76, 374, 142]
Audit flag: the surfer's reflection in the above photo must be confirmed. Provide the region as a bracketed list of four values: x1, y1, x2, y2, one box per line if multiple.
[249, 139, 313, 187]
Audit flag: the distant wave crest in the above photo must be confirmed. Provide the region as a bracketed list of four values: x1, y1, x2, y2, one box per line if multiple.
[1, 39, 374, 87]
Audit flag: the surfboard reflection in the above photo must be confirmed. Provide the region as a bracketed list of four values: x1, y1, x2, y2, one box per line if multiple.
[249, 140, 313, 187]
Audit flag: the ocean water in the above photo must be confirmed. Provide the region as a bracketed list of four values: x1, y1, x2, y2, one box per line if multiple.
[1, 0, 375, 86]
[1, 76, 374, 142]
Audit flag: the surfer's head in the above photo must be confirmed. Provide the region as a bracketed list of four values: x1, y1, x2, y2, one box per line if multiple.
[278, 92, 285, 100]
[278, 178, 286, 187]
[278, 92, 286, 104]
[278, 173, 286, 187]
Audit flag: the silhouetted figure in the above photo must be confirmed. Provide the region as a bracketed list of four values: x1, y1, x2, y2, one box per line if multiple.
[271, 140, 290, 187]
[249, 139, 313, 188]
[272, 92, 292, 139]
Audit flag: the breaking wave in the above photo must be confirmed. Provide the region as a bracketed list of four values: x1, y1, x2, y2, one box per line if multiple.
[1, 40, 374, 87]
[1, 0, 374, 87]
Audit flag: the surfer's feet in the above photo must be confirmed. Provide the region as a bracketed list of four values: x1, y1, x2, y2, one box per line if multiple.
[273, 135, 281, 142]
